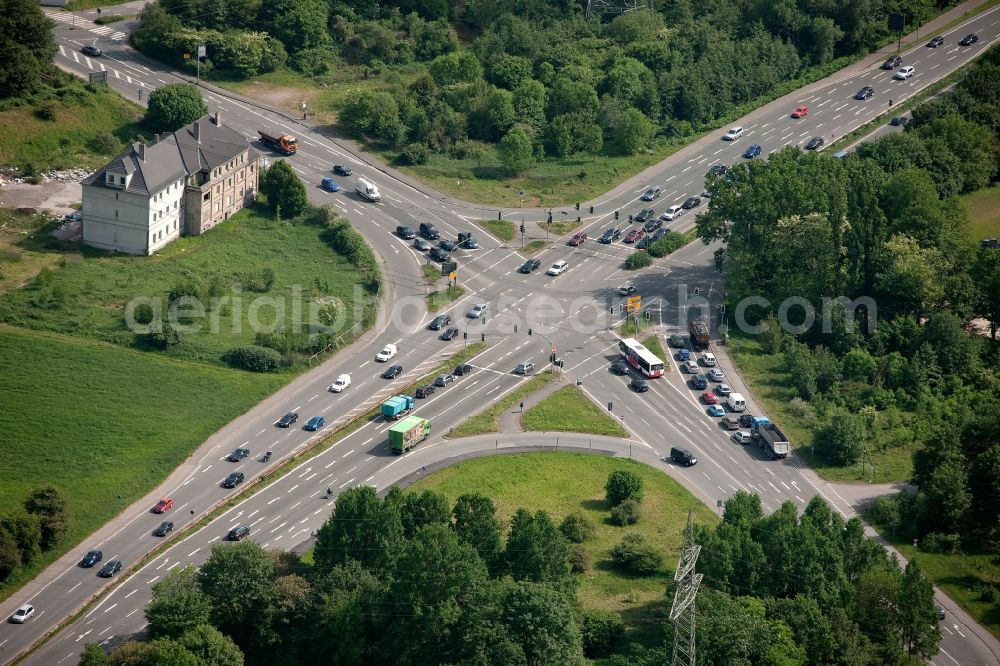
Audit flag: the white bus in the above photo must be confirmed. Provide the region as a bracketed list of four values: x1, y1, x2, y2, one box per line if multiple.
[619, 338, 665, 378]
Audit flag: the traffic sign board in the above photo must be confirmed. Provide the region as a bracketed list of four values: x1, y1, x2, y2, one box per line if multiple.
[449, 271, 457, 280]
[627, 296, 641, 307]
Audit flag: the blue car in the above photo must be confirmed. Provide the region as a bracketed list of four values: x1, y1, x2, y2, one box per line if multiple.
[707, 405, 725, 417]
[743, 144, 762, 159]
[321, 178, 340, 192]
[304, 416, 325, 431]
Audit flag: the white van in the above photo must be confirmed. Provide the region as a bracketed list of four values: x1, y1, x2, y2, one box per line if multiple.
[355, 177, 380, 202]
[702, 352, 716, 366]
[727, 392, 746, 412]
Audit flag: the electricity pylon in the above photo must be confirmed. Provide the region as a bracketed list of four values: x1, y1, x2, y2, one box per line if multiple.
[585, 0, 654, 19]
[669, 510, 703, 666]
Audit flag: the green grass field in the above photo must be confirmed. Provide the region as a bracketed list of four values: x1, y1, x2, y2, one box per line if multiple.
[523, 385, 628, 437]
[962, 184, 1000, 242]
[476, 219, 514, 242]
[449, 371, 557, 436]
[407, 453, 719, 647]
[522, 240, 547, 254]
[427, 285, 464, 312]
[0, 205, 370, 369]
[0, 325, 285, 597]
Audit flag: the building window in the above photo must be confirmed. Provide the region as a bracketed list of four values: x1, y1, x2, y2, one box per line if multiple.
[115, 193, 119, 200]
[203, 192, 210, 201]
[119, 176, 126, 185]
[115, 209, 119, 218]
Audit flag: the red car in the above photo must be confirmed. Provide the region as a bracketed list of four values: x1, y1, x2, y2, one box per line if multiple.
[701, 392, 718, 405]
[152, 498, 173, 514]
[791, 105, 808, 118]
[568, 232, 587, 247]
[623, 227, 645, 243]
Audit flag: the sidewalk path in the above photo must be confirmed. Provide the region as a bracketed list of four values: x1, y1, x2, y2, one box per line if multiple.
[498, 376, 568, 433]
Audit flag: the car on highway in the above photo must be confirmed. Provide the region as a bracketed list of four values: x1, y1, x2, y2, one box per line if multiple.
[460, 236, 479, 249]
[721, 416, 741, 430]
[642, 217, 662, 233]
[547, 260, 569, 275]
[641, 187, 661, 201]
[228, 447, 250, 462]
[882, 55, 902, 70]
[856, 86, 875, 100]
[732, 431, 752, 445]
[599, 228, 621, 243]
[708, 368, 724, 381]
[959, 33, 978, 46]
[305, 416, 326, 431]
[624, 227, 645, 243]
[434, 374, 455, 387]
[568, 232, 587, 246]
[703, 352, 716, 366]
[611, 360, 630, 375]
[743, 144, 762, 159]
[519, 259, 542, 274]
[228, 525, 250, 541]
[630, 378, 649, 392]
[805, 136, 825, 150]
[222, 472, 244, 488]
[707, 405, 725, 417]
[276, 412, 298, 428]
[429, 247, 450, 262]
[682, 196, 702, 209]
[702, 391, 718, 405]
[98, 560, 122, 578]
[320, 178, 340, 192]
[383, 364, 403, 379]
[936, 605, 946, 620]
[692, 374, 708, 390]
[718, 383, 733, 396]
[670, 447, 697, 466]
[678, 348, 691, 361]
[454, 363, 473, 376]
[708, 164, 728, 177]
[684, 359, 699, 373]
[634, 208, 656, 224]
[739, 414, 756, 428]
[723, 127, 744, 141]
[152, 521, 174, 537]
[440, 327, 459, 341]
[376, 344, 397, 362]
[662, 205, 683, 221]
[414, 238, 431, 251]
[636, 235, 654, 250]
[439, 239, 457, 251]
[890, 116, 909, 126]
[619, 284, 637, 296]
[10, 604, 35, 623]
[895, 65, 915, 80]
[152, 497, 173, 514]
[80, 549, 103, 568]
[415, 385, 436, 398]
[82, 45, 102, 57]
[333, 165, 352, 176]
[419, 222, 440, 240]
[669, 334, 686, 348]
[429, 314, 450, 330]
[791, 105, 808, 118]
[515, 362, 535, 375]
[651, 228, 670, 241]
[928, 35, 944, 47]
[396, 225, 415, 239]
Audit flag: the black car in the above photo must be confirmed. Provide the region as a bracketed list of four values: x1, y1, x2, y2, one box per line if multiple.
[738, 414, 756, 428]
[152, 521, 174, 537]
[708, 164, 728, 177]
[419, 222, 440, 240]
[652, 228, 670, 241]
[599, 228, 621, 243]
[80, 549, 103, 568]
[669, 334, 686, 348]
[454, 363, 473, 376]
[228, 447, 250, 462]
[82, 45, 102, 57]
[805, 136, 825, 150]
[519, 259, 541, 273]
[276, 412, 298, 428]
[642, 217, 662, 233]
[222, 472, 245, 489]
[430, 248, 450, 263]
[439, 239, 456, 251]
[429, 314, 450, 330]
[228, 525, 250, 541]
[959, 33, 978, 46]
[440, 327, 459, 341]
[382, 364, 403, 379]
[682, 196, 702, 209]
[415, 385, 436, 399]
[856, 86, 874, 100]
[634, 208, 655, 224]
[396, 225, 415, 239]
[457, 231, 472, 244]
[691, 374, 708, 390]
[611, 360, 630, 375]
[928, 35, 944, 48]
[333, 165, 352, 177]
[630, 378, 649, 392]
[461, 237, 479, 249]
[890, 116, 909, 127]
[636, 236, 654, 250]
[98, 560, 122, 578]
[882, 55, 902, 69]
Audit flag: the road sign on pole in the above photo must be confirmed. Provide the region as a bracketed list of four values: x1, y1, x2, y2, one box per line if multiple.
[449, 271, 457, 281]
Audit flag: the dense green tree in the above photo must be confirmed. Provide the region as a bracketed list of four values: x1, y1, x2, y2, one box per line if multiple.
[499, 581, 583, 665]
[915, 114, 997, 193]
[498, 126, 534, 175]
[695, 590, 770, 665]
[971, 247, 1000, 340]
[580, 609, 624, 658]
[198, 541, 275, 647]
[313, 485, 403, 576]
[609, 532, 663, 576]
[559, 513, 595, 544]
[176, 624, 244, 666]
[817, 413, 869, 466]
[0, 512, 40, 565]
[504, 509, 571, 583]
[452, 493, 503, 571]
[103, 638, 199, 666]
[604, 469, 644, 505]
[391, 488, 450, 538]
[146, 567, 212, 639]
[23, 486, 67, 550]
[917, 448, 971, 535]
[79, 643, 108, 666]
[611, 107, 654, 154]
[969, 444, 1000, 535]
[301, 560, 383, 665]
[339, 90, 404, 145]
[145, 84, 208, 134]
[512, 79, 546, 132]
[488, 54, 533, 90]
[428, 51, 483, 86]
[898, 561, 940, 658]
[261, 160, 308, 218]
[548, 77, 599, 119]
[875, 234, 947, 319]
[0, 0, 58, 99]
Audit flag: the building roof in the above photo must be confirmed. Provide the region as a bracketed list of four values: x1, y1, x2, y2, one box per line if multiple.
[174, 113, 258, 175]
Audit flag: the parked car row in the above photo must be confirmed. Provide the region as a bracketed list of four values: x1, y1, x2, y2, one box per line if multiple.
[398, 225, 479, 259]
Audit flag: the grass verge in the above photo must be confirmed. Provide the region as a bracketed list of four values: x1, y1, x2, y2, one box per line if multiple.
[521, 240, 548, 254]
[406, 453, 719, 648]
[476, 219, 515, 242]
[449, 371, 557, 437]
[421, 263, 443, 282]
[427, 285, 465, 312]
[94, 13, 134, 24]
[523, 385, 628, 437]
[619, 317, 653, 338]
[543, 218, 581, 237]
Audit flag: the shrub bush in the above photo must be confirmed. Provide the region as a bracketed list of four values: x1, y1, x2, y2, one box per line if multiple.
[559, 512, 595, 543]
[569, 544, 590, 573]
[623, 251, 651, 270]
[581, 609, 625, 658]
[610, 533, 663, 576]
[605, 469, 644, 505]
[399, 143, 430, 165]
[610, 499, 641, 526]
[646, 234, 687, 258]
[35, 101, 57, 121]
[222, 345, 282, 372]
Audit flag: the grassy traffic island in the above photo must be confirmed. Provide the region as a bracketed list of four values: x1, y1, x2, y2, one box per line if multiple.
[523, 384, 628, 437]
[449, 371, 558, 436]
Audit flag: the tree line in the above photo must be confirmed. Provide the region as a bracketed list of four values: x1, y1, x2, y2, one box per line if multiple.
[696, 47, 1000, 557]
[0, 486, 69, 584]
[130, 0, 958, 172]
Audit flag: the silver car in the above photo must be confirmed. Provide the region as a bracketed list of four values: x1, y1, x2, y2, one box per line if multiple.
[717, 383, 732, 396]
[515, 362, 535, 375]
[684, 360, 699, 373]
[732, 431, 752, 445]
[708, 368, 725, 381]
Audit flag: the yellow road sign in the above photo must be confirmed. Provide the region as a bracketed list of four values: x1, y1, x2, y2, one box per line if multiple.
[627, 296, 641, 307]
[449, 271, 458, 280]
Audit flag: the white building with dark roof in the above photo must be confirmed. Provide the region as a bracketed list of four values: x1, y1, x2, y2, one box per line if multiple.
[81, 112, 258, 255]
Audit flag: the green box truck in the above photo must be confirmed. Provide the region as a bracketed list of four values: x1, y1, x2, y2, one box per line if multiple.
[388, 416, 430, 454]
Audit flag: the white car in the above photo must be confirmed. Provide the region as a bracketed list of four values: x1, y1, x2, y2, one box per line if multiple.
[723, 127, 744, 141]
[718, 383, 733, 396]
[895, 65, 915, 80]
[732, 431, 752, 445]
[10, 604, 34, 623]
[547, 260, 569, 276]
[702, 352, 717, 366]
[684, 360, 699, 373]
[708, 368, 725, 381]
[375, 343, 397, 362]
[467, 303, 488, 319]
[661, 205, 684, 221]
[329, 374, 351, 392]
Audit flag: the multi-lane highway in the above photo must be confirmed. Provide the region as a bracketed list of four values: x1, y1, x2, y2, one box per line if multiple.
[3, 3, 1000, 664]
